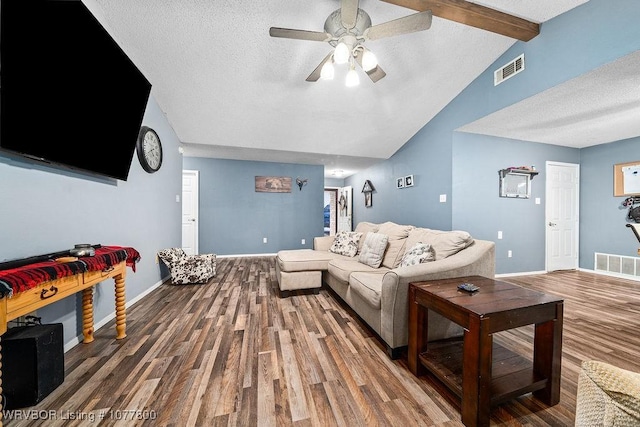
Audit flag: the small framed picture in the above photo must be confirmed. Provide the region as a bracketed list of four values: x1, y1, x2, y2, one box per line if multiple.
[365, 192, 372, 207]
[396, 177, 404, 189]
[404, 175, 414, 187]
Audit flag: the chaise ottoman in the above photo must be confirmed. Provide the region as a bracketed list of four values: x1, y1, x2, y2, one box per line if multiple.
[275, 249, 335, 297]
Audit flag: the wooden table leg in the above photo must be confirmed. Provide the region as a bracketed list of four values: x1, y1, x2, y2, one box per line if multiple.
[1, 335, 3, 427]
[114, 273, 127, 340]
[82, 286, 95, 343]
[462, 316, 492, 427]
[533, 301, 564, 405]
[408, 286, 428, 376]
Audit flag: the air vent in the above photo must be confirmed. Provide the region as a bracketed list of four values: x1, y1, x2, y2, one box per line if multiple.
[494, 54, 525, 86]
[594, 252, 640, 281]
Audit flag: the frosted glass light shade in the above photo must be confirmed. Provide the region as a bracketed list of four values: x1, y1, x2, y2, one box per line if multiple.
[345, 68, 359, 87]
[334, 42, 350, 64]
[320, 61, 334, 80]
[362, 50, 377, 72]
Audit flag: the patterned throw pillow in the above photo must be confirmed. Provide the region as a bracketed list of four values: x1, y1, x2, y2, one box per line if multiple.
[400, 243, 435, 267]
[329, 231, 362, 257]
[358, 232, 389, 268]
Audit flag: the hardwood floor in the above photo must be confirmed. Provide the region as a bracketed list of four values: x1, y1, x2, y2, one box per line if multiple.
[4, 257, 640, 426]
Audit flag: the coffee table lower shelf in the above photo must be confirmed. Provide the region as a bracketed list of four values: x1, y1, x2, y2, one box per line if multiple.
[418, 337, 548, 406]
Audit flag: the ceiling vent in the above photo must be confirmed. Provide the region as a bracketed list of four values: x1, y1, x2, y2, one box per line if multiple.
[494, 54, 524, 86]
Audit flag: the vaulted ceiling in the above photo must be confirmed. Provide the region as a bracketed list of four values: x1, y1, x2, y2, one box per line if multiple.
[89, 0, 591, 177]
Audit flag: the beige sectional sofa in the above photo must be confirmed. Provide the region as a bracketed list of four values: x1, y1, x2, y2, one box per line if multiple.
[275, 221, 495, 358]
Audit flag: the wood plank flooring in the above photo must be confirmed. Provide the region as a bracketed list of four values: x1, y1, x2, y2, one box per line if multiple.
[4, 257, 640, 426]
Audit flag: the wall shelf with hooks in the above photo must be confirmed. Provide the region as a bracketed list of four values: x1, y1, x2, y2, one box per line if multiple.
[498, 168, 539, 179]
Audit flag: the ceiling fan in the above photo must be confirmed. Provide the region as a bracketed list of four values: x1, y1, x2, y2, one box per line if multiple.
[269, 0, 433, 85]
[270, 0, 540, 85]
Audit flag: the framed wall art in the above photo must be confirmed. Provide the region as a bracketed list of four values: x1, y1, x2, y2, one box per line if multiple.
[255, 176, 291, 193]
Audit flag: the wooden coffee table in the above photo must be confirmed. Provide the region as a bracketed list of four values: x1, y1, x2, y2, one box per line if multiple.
[408, 276, 563, 427]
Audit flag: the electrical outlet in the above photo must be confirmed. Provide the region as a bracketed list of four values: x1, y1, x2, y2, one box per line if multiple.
[301, 239, 306, 245]
[263, 237, 268, 244]
[498, 231, 503, 240]
[508, 250, 513, 258]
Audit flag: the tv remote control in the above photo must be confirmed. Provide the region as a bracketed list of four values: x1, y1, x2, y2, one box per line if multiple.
[458, 283, 479, 293]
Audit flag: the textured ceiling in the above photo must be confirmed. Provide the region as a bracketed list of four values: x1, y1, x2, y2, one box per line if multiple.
[458, 49, 640, 148]
[88, 0, 589, 177]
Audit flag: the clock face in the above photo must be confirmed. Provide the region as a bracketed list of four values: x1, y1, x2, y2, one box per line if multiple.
[137, 127, 163, 173]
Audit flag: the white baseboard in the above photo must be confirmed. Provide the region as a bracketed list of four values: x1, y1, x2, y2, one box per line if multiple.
[216, 253, 277, 258]
[579, 267, 640, 282]
[495, 270, 547, 278]
[64, 275, 168, 352]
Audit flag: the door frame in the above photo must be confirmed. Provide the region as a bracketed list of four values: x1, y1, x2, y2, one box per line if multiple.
[545, 161, 580, 272]
[182, 169, 199, 255]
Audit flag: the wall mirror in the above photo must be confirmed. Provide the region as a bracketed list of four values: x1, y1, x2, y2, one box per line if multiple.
[500, 172, 531, 198]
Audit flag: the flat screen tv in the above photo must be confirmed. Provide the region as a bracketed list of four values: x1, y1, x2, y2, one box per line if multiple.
[0, 0, 152, 181]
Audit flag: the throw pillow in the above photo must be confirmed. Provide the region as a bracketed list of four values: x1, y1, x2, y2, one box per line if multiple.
[400, 243, 435, 267]
[358, 232, 389, 268]
[329, 231, 362, 257]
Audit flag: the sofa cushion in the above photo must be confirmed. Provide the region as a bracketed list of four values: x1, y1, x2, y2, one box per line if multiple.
[354, 222, 380, 253]
[377, 222, 414, 268]
[358, 232, 389, 268]
[400, 243, 436, 267]
[349, 272, 384, 309]
[329, 231, 362, 257]
[277, 249, 340, 272]
[406, 228, 474, 261]
[328, 258, 385, 283]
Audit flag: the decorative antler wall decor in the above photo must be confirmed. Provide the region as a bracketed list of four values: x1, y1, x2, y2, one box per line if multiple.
[296, 177, 308, 191]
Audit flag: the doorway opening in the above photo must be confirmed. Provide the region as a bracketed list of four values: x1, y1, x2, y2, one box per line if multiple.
[324, 189, 338, 236]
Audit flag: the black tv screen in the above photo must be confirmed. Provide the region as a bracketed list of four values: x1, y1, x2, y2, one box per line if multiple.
[0, 0, 151, 181]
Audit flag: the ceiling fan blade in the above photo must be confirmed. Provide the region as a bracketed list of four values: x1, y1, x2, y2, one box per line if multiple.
[306, 52, 334, 82]
[364, 11, 432, 41]
[380, 0, 540, 42]
[354, 50, 386, 83]
[269, 27, 331, 42]
[341, 0, 359, 29]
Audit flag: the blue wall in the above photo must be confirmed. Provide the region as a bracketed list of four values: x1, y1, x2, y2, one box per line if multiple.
[452, 133, 579, 273]
[0, 96, 182, 348]
[182, 158, 324, 255]
[580, 137, 640, 269]
[344, 0, 640, 274]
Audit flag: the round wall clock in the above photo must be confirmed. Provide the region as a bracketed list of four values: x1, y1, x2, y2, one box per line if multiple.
[136, 126, 163, 173]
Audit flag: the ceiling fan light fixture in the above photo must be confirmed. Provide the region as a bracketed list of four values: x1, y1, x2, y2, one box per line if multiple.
[345, 66, 359, 87]
[320, 60, 335, 80]
[361, 50, 378, 72]
[334, 42, 350, 64]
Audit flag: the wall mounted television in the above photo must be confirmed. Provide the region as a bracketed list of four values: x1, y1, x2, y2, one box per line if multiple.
[0, 0, 152, 181]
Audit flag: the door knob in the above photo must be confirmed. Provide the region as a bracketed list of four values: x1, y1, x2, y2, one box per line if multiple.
[548, 222, 557, 226]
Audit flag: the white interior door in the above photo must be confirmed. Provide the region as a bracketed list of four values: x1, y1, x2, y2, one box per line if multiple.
[546, 162, 579, 271]
[182, 170, 199, 255]
[337, 186, 353, 232]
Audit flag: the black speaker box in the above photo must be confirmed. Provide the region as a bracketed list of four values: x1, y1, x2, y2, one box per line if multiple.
[1, 324, 64, 409]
